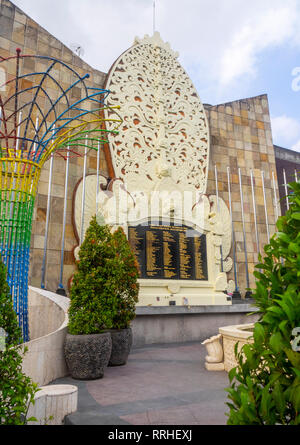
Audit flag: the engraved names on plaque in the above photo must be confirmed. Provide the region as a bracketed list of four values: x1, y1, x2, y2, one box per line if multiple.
[128, 222, 208, 281]
[128, 227, 144, 275]
[163, 230, 177, 279]
[146, 230, 161, 278]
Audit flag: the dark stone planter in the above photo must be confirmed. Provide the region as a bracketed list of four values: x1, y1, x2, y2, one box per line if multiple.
[108, 327, 133, 367]
[64, 332, 112, 380]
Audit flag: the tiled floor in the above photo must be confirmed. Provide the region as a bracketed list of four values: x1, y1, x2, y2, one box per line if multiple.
[54, 342, 230, 425]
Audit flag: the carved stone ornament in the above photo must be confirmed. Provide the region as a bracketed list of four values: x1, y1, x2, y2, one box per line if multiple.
[104, 32, 210, 195]
[72, 33, 233, 306]
[202, 334, 225, 371]
[208, 195, 233, 275]
[73, 175, 233, 303]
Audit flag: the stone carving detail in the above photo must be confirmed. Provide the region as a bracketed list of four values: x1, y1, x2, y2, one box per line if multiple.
[226, 280, 235, 296]
[72, 174, 233, 304]
[202, 334, 225, 371]
[105, 32, 210, 194]
[215, 273, 228, 292]
[208, 195, 233, 277]
[202, 334, 224, 363]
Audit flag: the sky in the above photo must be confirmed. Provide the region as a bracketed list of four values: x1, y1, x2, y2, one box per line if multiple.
[11, 0, 300, 152]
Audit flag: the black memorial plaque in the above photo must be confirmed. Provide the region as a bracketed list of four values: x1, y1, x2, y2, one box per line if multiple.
[128, 222, 208, 281]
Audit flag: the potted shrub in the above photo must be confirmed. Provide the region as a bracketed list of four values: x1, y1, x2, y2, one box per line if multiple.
[64, 217, 139, 379]
[107, 226, 139, 366]
[64, 219, 115, 380]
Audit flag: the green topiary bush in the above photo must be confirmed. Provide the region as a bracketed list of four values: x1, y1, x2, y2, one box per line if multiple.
[110, 226, 139, 329]
[226, 181, 300, 425]
[68, 217, 139, 335]
[0, 258, 38, 425]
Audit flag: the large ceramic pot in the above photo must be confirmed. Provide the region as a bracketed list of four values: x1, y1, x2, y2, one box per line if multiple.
[108, 327, 133, 367]
[64, 332, 112, 380]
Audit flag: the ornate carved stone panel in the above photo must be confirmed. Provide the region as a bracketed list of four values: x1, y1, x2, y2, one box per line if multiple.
[71, 34, 233, 306]
[104, 32, 210, 195]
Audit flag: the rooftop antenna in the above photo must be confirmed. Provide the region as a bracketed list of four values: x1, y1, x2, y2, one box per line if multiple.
[70, 43, 85, 58]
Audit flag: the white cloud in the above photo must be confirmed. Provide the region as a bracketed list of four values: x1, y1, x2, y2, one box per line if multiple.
[219, 5, 297, 85]
[271, 115, 300, 148]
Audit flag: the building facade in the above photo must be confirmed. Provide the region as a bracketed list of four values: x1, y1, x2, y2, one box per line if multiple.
[0, 0, 297, 299]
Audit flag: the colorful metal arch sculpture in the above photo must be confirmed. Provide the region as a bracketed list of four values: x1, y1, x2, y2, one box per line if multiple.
[0, 50, 122, 341]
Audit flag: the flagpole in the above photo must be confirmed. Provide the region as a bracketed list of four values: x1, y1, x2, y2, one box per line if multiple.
[214, 165, 223, 272]
[227, 167, 241, 299]
[56, 146, 70, 296]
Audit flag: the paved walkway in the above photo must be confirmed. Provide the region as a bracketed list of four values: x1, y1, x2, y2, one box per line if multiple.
[53, 342, 230, 425]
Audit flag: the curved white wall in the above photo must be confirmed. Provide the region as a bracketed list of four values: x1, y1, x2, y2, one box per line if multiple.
[22, 287, 70, 386]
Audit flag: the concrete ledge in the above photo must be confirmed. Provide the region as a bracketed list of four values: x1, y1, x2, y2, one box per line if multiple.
[27, 384, 78, 425]
[219, 323, 255, 340]
[136, 303, 256, 316]
[132, 304, 259, 347]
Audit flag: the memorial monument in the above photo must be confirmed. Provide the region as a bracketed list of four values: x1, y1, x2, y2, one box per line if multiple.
[73, 33, 233, 306]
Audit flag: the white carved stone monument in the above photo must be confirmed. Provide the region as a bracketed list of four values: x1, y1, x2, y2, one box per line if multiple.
[74, 33, 233, 306]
